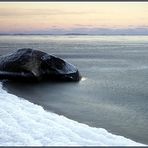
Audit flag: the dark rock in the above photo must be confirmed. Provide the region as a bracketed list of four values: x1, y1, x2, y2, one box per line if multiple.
[0, 48, 81, 82]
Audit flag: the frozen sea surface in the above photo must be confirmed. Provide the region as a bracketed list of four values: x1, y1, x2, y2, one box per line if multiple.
[0, 83, 145, 146]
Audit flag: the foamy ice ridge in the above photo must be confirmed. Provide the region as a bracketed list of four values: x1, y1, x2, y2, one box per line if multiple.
[0, 83, 145, 146]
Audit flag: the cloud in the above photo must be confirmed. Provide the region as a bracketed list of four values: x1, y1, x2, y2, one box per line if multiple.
[39, 27, 148, 35]
[74, 24, 95, 27]
[1, 26, 148, 35]
[0, 8, 96, 17]
[29, 27, 148, 35]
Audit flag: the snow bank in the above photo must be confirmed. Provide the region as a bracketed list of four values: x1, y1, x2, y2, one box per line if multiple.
[0, 83, 145, 146]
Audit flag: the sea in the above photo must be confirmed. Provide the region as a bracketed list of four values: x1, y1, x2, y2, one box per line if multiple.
[0, 35, 148, 146]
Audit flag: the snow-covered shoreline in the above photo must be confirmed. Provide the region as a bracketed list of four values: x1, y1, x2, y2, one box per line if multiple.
[0, 83, 145, 146]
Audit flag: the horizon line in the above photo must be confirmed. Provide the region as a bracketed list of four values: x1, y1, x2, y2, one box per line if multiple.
[1, 33, 148, 36]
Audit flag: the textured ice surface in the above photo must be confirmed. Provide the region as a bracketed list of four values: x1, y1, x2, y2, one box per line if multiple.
[0, 83, 145, 146]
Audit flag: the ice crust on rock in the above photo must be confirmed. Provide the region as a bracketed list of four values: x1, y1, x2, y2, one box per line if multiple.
[0, 83, 145, 146]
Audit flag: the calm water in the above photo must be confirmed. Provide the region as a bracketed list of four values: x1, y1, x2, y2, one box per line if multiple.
[1, 35, 148, 144]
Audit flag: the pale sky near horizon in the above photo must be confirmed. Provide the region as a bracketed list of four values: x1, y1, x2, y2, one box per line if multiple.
[0, 2, 148, 33]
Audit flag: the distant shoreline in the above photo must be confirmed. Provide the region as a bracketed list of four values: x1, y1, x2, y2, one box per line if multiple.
[0, 34, 148, 36]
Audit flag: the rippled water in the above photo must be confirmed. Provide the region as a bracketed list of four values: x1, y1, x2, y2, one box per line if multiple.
[1, 35, 148, 144]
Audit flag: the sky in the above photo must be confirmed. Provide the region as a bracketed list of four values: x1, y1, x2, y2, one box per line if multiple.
[0, 2, 148, 34]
